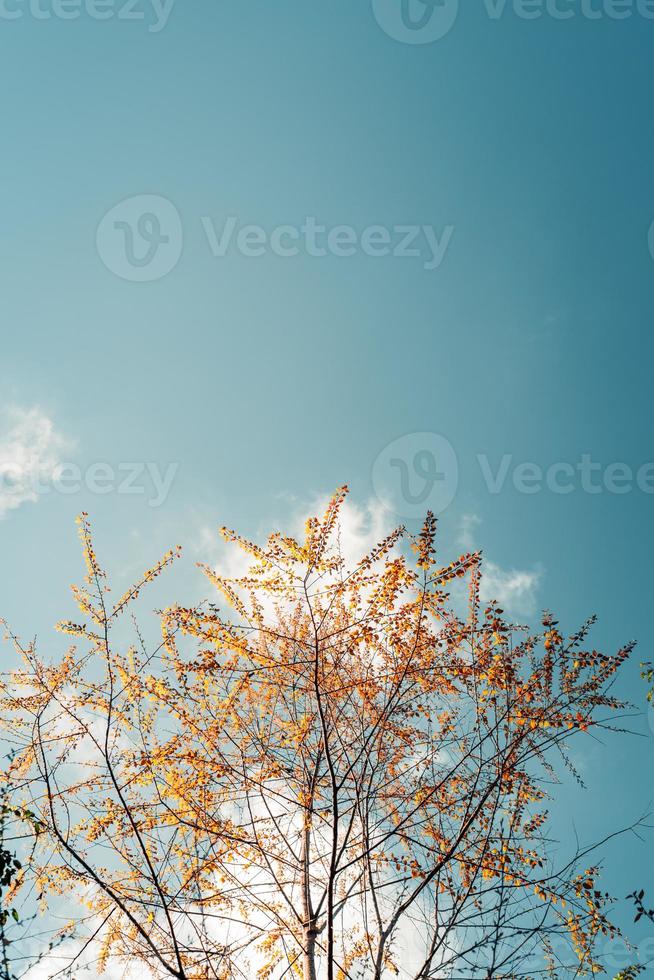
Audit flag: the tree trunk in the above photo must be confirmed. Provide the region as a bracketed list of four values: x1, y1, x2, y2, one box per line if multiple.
[301, 813, 318, 980]
[302, 928, 318, 980]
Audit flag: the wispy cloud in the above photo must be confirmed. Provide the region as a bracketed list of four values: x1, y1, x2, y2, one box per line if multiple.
[24, 941, 142, 980]
[458, 513, 542, 617]
[459, 512, 481, 550]
[0, 407, 68, 518]
[292, 492, 396, 568]
[480, 561, 542, 618]
[194, 497, 543, 620]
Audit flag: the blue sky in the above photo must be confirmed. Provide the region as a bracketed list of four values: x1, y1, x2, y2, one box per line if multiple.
[2, 1, 654, 970]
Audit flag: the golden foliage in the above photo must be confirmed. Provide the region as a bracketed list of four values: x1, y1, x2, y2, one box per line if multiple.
[0, 491, 633, 979]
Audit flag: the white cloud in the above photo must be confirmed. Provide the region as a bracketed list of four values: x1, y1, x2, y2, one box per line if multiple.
[195, 495, 398, 581]
[197, 497, 542, 621]
[292, 492, 396, 568]
[0, 406, 68, 518]
[480, 561, 542, 618]
[459, 513, 542, 618]
[459, 512, 481, 550]
[23, 940, 151, 980]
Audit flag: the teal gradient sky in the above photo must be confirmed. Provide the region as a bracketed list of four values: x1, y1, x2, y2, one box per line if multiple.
[2, 2, 654, 970]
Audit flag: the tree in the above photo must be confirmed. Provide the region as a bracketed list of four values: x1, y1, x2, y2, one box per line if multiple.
[0, 774, 48, 980]
[622, 662, 654, 953]
[0, 792, 24, 980]
[0, 489, 637, 979]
